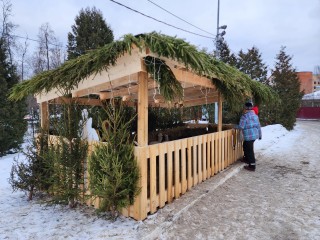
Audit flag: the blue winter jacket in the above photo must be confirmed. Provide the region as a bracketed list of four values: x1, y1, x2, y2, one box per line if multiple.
[238, 110, 262, 141]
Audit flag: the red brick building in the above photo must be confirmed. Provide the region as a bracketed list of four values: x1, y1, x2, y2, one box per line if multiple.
[297, 71, 313, 94]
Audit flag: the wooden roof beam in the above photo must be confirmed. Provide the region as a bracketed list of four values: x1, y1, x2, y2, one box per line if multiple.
[49, 97, 103, 106]
[170, 67, 216, 89]
[72, 72, 140, 97]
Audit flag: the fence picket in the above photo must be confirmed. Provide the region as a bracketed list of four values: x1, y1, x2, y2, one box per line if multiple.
[149, 145, 158, 213]
[159, 143, 166, 208]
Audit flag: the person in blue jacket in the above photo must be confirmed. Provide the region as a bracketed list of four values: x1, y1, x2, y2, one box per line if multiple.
[238, 101, 262, 171]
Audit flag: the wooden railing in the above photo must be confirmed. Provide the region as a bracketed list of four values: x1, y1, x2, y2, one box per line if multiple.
[122, 129, 243, 220]
[48, 129, 243, 220]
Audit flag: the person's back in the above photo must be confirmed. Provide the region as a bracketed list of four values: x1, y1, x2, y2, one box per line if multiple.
[239, 110, 261, 141]
[238, 101, 261, 171]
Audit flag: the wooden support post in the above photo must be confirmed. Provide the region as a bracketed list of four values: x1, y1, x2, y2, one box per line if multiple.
[217, 92, 223, 132]
[133, 71, 149, 220]
[137, 71, 148, 146]
[40, 101, 49, 131]
[133, 147, 147, 220]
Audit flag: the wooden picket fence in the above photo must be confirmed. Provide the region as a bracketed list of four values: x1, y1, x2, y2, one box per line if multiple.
[121, 128, 243, 220]
[49, 128, 242, 220]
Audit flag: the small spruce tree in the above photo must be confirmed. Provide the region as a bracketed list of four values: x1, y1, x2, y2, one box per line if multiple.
[47, 102, 88, 207]
[9, 131, 50, 200]
[88, 100, 140, 220]
[271, 47, 303, 130]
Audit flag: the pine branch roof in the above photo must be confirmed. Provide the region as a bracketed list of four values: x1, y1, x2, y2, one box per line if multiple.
[9, 32, 277, 108]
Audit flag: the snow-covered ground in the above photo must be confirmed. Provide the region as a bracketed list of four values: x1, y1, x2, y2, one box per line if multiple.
[1, 121, 319, 239]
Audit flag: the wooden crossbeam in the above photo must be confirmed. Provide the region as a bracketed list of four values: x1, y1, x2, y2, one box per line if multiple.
[72, 73, 140, 97]
[171, 67, 216, 89]
[50, 97, 103, 106]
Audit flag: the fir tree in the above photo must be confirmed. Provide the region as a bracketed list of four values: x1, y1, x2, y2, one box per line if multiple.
[237, 46, 268, 84]
[67, 6, 114, 60]
[88, 100, 140, 220]
[47, 102, 88, 208]
[9, 131, 50, 200]
[0, 38, 27, 156]
[271, 47, 303, 130]
[236, 46, 271, 125]
[216, 38, 237, 67]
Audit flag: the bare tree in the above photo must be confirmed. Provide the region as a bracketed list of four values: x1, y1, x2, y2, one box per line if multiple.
[0, 0, 17, 66]
[31, 23, 65, 74]
[15, 35, 29, 81]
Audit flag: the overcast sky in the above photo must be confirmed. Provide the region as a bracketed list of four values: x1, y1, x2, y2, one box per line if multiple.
[11, 0, 320, 73]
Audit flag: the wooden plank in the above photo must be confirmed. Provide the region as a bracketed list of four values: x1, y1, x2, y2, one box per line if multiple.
[206, 134, 211, 178]
[212, 133, 218, 175]
[198, 136, 202, 182]
[222, 131, 225, 170]
[227, 130, 231, 166]
[71, 49, 143, 96]
[182, 96, 219, 108]
[149, 145, 158, 213]
[202, 135, 207, 180]
[40, 101, 49, 131]
[210, 133, 215, 176]
[174, 140, 181, 199]
[218, 92, 223, 132]
[51, 97, 103, 106]
[181, 139, 187, 194]
[229, 130, 233, 165]
[98, 79, 156, 100]
[193, 137, 198, 186]
[231, 130, 235, 164]
[187, 137, 193, 190]
[74, 73, 139, 98]
[225, 131, 228, 168]
[137, 71, 148, 146]
[133, 146, 148, 220]
[217, 132, 221, 172]
[159, 142, 166, 208]
[167, 142, 173, 203]
[170, 66, 216, 89]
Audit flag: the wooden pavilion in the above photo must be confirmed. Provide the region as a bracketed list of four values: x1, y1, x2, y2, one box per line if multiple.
[10, 32, 276, 220]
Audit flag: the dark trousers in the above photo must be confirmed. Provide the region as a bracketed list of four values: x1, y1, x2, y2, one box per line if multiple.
[243, 140, 256, 168]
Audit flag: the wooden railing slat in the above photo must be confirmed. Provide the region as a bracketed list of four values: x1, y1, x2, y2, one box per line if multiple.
[159, 142, 166, 208]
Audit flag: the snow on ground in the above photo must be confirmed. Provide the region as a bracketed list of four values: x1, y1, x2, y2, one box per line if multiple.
[0, 121, 319, 239]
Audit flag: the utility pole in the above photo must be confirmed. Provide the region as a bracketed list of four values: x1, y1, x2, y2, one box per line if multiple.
[214, 0, 227, 124]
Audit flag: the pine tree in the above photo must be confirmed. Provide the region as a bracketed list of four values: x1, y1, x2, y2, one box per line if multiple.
[236, 46, 272, 125]
[67, 6, 114, 60]
[271, 47, 303, 130]
[0, 38, 27, 156]
[237, 46, 268, 84]
[216, 38, 237, 67]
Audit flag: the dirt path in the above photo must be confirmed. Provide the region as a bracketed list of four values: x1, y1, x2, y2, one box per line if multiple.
[137, 121, 320, 240]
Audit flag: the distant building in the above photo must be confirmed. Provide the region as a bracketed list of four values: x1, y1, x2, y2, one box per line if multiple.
[297, 90, 320, 119]
[297, 71, 313, 94]
[313, 74, 320, 92]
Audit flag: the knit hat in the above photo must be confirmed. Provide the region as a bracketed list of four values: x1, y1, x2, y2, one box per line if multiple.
[245, 101, 253, 110]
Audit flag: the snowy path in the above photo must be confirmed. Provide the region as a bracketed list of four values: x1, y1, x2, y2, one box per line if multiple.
[0, 121, 319, 239]
[140, 120, 320, 239]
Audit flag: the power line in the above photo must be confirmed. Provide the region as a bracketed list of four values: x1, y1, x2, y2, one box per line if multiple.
[147, 0, 215, 37]
[109, 0, 215, 40]
[13, 34, 65, 48]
